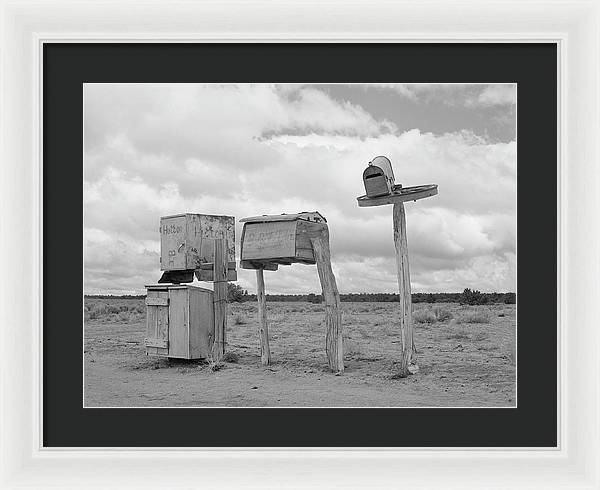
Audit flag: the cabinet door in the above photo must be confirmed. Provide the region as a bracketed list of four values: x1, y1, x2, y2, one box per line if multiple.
[145, 290, 169, 355]
[167, 289, 190, 358]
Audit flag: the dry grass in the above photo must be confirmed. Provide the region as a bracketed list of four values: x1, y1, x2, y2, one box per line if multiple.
[85, 300, 516, 407]
[413, 309, 437, 324]
[460, 311, 491, 324]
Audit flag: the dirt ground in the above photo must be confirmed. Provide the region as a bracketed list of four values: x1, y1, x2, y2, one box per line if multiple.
[84, 300, 516, 407]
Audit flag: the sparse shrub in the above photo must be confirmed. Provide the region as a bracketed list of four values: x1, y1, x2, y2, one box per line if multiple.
[117, 311, 130, 322]
[307, 293, 323, 304]
[222, 351, 239, 363]
[433, 307, 453, 322]
[461, 311, 491, 323]
[227, 283, 247, 303]
[503, 292, 516, 304]
[233, 314, 246, 325]
[460, 288, 487, 305]
[413, 309, 437, 324]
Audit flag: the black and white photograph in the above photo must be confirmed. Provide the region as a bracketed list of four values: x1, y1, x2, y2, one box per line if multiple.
[83, 82, 517, 408]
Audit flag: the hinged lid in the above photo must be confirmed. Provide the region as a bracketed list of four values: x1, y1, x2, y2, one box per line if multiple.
[239, 211, 327, 224]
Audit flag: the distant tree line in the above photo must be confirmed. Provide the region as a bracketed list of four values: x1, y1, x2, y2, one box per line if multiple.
[86, 287, 516, 305]
[227, 285, 516, 305]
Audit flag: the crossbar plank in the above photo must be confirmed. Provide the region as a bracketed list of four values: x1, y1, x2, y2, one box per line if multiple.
[145, 297, 169, 306]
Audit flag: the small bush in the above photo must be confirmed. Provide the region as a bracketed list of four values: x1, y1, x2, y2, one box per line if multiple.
[222, 351, 239, 363]
[433, 307, 453, 322]
[117, 311, 130, 323]
[233, 314, 246, 325]
[460, 288, 487, 305]
[413, 309, 437, 324]
[461, 311, 491, 324]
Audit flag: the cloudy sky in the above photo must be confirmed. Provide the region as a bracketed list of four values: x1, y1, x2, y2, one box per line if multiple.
[84, 83, 516, 295]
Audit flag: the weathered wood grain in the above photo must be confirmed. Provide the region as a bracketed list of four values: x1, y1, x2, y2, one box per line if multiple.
[241, 221, 297, 260]
[393, 202, 414, 377]
[255, 268, 271, 366]
[188, 286, 215, 359]
[145, 297, 169, 306]
[211, 238, 227, 361]
[167, 288, 189, 358]
[160, 213, 236, 271]
[240, 260, 279, 271]
[145, 289, 169, 356]
[310, 229, 344, 373]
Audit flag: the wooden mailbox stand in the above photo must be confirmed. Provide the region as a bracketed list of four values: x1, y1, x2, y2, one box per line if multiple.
[146, 213, 236, 363]
[240, 212, 344, 373]
[358, 157, 438, 377]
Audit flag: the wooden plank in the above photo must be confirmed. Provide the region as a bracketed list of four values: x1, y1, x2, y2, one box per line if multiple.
[168, 288, 189, 358]
[310, 228, 344, 373]
[144, 338, 168, 349]
[186, 214, 236, 269]
[240, 211, 326, 223]
[255, 268, 271, 366]
[145, 289, 169, 357]
[145, 297, 169, 306]
[240, 260, 278, 271]
[211, 238, 227, 361]
[393, 202, 415, 377]
[357, 184, 438, 207]
[194, 269, 237, 282]
[188, 287, 214, 359]
[241, 221, 296, 260]
[197, 261, 237, 270]
[159, 215, 187, 270]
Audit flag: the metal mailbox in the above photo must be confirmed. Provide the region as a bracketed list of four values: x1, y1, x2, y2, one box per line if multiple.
[362, 155, 396, 198]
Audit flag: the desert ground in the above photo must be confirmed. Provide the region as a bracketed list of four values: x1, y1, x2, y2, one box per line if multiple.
[84, 299, 515, 407]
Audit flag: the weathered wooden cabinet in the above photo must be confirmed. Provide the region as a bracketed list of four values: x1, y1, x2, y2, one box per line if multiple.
[145, 284, 214, 359]
[239, 212, 328, 270]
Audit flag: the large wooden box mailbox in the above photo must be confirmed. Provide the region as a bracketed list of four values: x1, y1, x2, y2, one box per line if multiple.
[145, 284, 214, 359]
[159, 213, 236, 283]
[363, 155, 396, 198]
[239, 212, 327, 270]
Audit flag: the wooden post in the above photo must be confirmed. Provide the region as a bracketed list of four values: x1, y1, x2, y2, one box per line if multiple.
[393, 202, 414, 377]
[212, 238, 227, 361]
[255, 268, 271, 365]
[310, 229, 344, 373]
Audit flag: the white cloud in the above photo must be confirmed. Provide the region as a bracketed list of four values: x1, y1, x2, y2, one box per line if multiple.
[84, 83, 516, 294]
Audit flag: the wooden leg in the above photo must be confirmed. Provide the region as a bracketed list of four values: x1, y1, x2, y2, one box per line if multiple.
[255, 268, 271, 366]
[393, 202, 415, 377]
[212, 238, 227, 361]
[311, 230, 344, 373]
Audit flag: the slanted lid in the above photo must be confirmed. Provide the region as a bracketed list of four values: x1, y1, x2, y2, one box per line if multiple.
[240, 211, 327, 223]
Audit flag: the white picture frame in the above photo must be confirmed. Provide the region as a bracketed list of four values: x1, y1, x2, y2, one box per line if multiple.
[1, 0, 598, 488]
